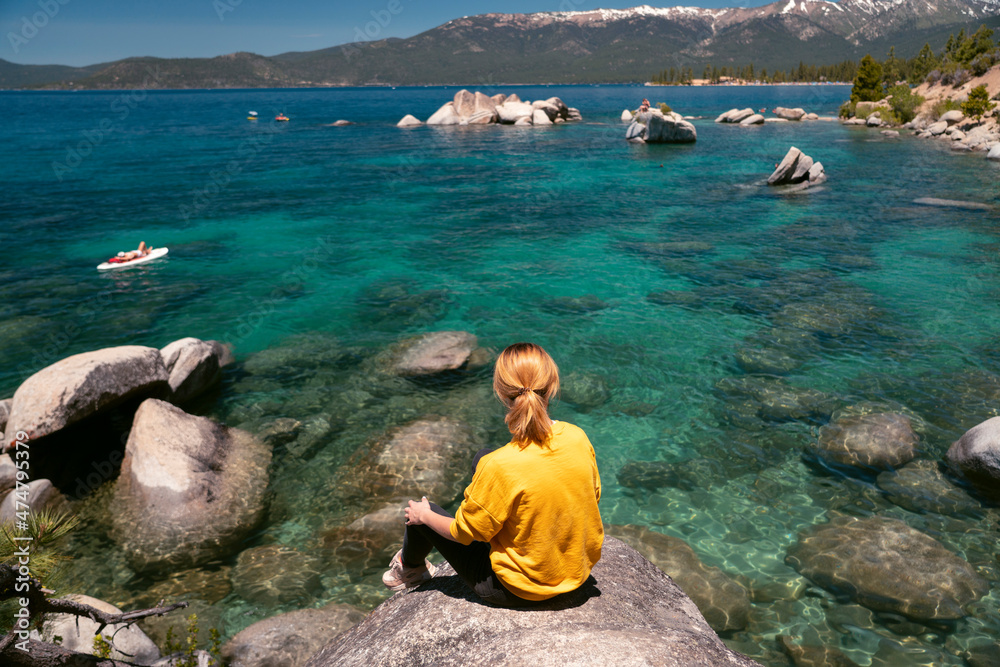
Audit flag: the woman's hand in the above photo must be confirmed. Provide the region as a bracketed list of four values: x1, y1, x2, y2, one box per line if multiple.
[405, 496, 431, 526]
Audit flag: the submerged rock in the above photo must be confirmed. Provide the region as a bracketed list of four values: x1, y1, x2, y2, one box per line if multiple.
[914, 197, 991, 211]
[946, 416, 1000, 497]
[815, 412, 918, 470]
[5, 345, 168, 448]
[778, 635, 860, 667]
[606, 524, 750, 632]
[222, 604, 365, 667]
[877, 459, 983, 518]
[304, 536, 761, 667]
[389, 331, 478, 378]
[785, 514, 988, 621]
[111, 399, 271, 572]
[345, 417, 474, 503]
[560, 371, 611, 411]
[321, 502, 405, 573]
[42, 594, 160, 665]
[232, 545, 324, 607]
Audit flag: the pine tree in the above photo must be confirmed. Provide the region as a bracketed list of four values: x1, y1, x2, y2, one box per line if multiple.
[851, 54, 884, 103]
[961, 84, 996, 121]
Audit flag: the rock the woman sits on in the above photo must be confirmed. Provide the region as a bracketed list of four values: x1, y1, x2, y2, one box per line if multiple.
[383, 342, 603, 607]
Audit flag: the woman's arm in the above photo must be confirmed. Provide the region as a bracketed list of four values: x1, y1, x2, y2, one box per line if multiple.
[406, 497, 459, 542]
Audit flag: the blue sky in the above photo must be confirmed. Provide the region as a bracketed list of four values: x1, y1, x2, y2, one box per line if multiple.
[1, 0, 774, 66]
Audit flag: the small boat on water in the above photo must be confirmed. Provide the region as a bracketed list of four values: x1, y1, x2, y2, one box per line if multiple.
[97, 247, 169, 271]
[248, 110, 258, 121]
[276, 114, 289, 122]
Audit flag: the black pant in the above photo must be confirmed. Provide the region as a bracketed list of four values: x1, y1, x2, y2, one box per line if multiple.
[400, 448, 539, 608]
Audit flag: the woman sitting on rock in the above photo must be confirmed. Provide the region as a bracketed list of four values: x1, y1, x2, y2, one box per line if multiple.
[383, 342, 603, 607]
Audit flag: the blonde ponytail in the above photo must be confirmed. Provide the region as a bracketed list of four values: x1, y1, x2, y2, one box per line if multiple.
[493, 343, 559, 446]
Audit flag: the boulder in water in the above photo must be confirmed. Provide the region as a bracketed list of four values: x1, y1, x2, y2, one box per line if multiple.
[767, 147, 825, 187]
[346, 417, 475, 503]
[716, 108, 754, 123]
[232, 544, 324, 607]
[785, 514, 988, 621]
[5, 345, 168, 448]
[815, 412, 918, 470]
[946, 416, 1000, 497]
[607, 524, 750, 632]
[773, 107, 806, 120]
[110, 399, 271, 572]
[160, 337, 231, 404]
[303, 536, 761, 667]
[389, 331, 478, 377]
[426, 102, 462, 126]
[397, 114, 422, 127]
[221, 604, 365, 667]
[739, 114, 765, 126]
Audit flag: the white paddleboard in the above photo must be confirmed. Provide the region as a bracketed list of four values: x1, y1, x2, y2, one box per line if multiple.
[97, 247, 169, 271]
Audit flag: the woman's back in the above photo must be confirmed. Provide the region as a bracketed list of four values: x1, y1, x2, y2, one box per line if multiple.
[451, 421, 603, 600]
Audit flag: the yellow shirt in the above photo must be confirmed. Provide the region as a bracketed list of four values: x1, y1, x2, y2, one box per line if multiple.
[449, 421, 603, 601]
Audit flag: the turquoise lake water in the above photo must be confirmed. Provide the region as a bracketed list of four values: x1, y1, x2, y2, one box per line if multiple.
[2, 84, 1000, 665]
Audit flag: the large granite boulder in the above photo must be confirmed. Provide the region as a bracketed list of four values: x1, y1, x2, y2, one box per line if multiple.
[110, 399, 271, 572]
[946, 416, 1000, 496]
[621, 109, 633, 121]
[397, 114, 422, 128]
[160, 337, 231, 404]
[815, 412, 917, 470]
[607, 524, 750, 632]
[0, 397, 10, 434]
[939, 109, 964, 125]
[452, 89, 476, 117]
[426, 102, 462, 126]
[532, 99, 560, 121]
[767, 147, 825, 187]
[389, 331, 478, 378]
[41, 594, 160, 665]
[739, 114, 765, 126]
[0, 478, 65, 523]
[627, 110, 697, 143]
[0, 454, 15, 493]
[774, 107, 806, 120]
[496, 101, 534, 124]
[987, 144, 1000, 160]
[303, 536, 761, 667]
[222, 604, 365, 667]
[5, 346, 168, 449]
[785, 514, 988, 621]
[532, 109, 553, 126]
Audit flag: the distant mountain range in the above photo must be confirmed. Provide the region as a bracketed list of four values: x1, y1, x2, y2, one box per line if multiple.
[4, 0, 1000, 89]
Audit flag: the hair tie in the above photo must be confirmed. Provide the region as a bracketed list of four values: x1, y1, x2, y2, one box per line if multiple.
[516, 387, 545, 398]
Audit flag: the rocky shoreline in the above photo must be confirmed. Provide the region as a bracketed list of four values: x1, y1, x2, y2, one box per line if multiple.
[3, 323, 1000, 664]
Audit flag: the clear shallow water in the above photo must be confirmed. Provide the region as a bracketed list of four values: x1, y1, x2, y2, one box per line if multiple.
[2, 85, 1000, 665]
